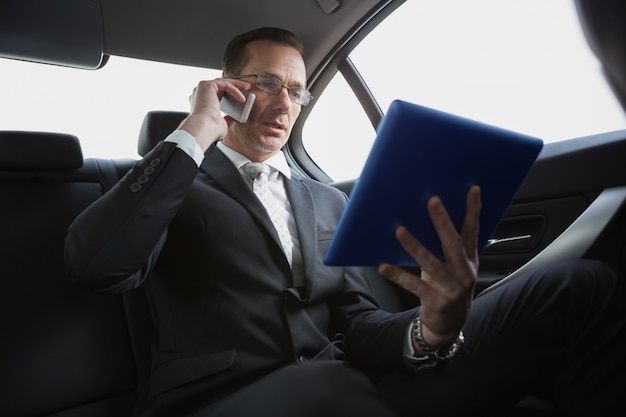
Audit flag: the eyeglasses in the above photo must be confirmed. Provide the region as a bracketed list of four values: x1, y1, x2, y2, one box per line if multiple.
[228, 73, 313, 106]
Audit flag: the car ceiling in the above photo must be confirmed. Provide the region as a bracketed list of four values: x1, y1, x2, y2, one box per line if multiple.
[2, 0, 402, 79]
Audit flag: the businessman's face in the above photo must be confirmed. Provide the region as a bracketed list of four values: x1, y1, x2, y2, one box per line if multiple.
[223, 40, 306, 162]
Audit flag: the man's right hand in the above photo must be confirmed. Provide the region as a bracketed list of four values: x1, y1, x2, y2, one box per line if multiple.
[378, 186, 481, 354]
[179, 78, 251, 151]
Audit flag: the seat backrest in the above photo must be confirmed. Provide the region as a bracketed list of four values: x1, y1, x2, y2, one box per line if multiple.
[0, 131, 144, 417]
[137, 110, 188, 156]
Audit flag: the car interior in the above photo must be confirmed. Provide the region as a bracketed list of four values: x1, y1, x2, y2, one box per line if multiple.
[1, 0, 625, 416]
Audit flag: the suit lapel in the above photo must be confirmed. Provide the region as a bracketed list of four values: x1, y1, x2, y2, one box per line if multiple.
[200, 143, 287, 263]
[285, 176, 317, 282]
[199, 145, 329, 287]
[287, 173, 348, 302]
[199, 144, 284, 253]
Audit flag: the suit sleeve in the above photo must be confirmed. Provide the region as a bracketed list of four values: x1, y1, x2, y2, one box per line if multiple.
[331, 265, 419, 372]
[65, 141, 199, 293]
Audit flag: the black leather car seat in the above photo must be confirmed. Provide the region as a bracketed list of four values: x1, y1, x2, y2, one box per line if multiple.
[0, 131, 147, 417]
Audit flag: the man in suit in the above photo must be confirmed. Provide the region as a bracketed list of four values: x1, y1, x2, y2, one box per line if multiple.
[66, 27, 626, 416]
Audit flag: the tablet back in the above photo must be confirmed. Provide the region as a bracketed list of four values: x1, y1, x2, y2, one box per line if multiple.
[323, 100, 543, 267]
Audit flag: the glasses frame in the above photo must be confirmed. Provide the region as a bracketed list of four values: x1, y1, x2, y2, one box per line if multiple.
[228, 73, 313, 106]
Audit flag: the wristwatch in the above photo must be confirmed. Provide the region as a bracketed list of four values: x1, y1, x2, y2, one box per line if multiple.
[412, 314, 464, 360]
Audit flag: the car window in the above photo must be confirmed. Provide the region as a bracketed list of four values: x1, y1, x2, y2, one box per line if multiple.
[303, 73, 376, 181]
[0, 57, 218, 158]
[303, 0, 626, 181]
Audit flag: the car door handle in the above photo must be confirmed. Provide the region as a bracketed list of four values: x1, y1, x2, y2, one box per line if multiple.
[478, 185, 626, 298]
[484, 234, 532, 251]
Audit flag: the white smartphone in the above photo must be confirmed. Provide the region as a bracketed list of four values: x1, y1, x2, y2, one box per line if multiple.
[220, 89, 256, 123]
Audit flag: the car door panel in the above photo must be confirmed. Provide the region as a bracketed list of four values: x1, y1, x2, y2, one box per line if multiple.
[481, 130, 626, 286]
[480, 196, 590, 273]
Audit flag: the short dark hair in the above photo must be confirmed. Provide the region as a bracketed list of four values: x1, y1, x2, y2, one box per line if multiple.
[222, 27, 304, 76]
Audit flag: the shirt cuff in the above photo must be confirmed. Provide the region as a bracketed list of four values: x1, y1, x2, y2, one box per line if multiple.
[402, 312, 438, 373]
[164, 129, 205, 167]
[404, 318, 416, 357]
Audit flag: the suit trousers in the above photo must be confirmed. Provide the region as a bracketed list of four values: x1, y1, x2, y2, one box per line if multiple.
[189, 259, 626, 417]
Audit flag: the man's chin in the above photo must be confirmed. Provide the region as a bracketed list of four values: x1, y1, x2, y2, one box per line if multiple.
[256, 136, 288, 152]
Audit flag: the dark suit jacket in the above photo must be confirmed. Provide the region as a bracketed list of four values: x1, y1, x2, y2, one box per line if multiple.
[65, 141, 417, 415]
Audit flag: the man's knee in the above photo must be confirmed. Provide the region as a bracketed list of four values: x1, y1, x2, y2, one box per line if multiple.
[544, 259, 621, 295]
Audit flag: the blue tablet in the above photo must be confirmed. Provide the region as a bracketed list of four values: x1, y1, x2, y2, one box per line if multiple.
[323, 100, 543, 267]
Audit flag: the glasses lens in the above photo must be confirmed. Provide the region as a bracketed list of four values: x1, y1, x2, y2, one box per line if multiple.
[287, 87, 306, 105]
[255, 74, 281, 95]
[254, 74, 312, 106]
[294, 89, 312, 106]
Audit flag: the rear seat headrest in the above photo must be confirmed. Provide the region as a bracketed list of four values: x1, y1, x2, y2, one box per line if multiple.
[138, 111, 188, 156]
[0, 131, 83, 170]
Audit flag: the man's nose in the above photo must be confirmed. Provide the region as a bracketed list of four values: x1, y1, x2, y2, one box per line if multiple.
[273, 86, 292, 113]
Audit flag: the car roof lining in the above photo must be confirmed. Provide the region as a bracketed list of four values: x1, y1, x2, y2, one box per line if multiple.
[1, 0, 400, 76]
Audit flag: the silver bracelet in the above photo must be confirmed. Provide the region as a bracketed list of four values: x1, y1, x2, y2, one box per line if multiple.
[411, 314, 464, 360]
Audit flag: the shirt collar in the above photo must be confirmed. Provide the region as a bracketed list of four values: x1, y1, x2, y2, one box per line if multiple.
[217, 141, 292, 179]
